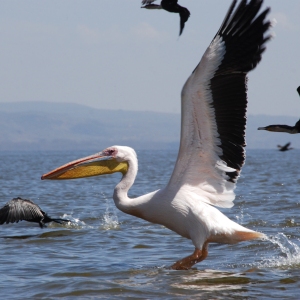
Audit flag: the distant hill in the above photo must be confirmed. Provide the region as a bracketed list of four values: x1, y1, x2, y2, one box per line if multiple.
[0, 102, 299, 151]
[0, 102, 179, 151]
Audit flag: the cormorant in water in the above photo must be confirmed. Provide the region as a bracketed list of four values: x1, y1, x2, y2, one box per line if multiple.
[258, 86, 300, 134]
[277, 142, 293, 152]
[141, 0, 190, 36]
[0, 197, 70, 228]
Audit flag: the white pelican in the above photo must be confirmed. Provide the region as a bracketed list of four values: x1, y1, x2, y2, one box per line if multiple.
[258, 86, 300, 134]
[141, 0, 190, 36]
[42, 0, 271, 270]
[0, 197, 70, 228]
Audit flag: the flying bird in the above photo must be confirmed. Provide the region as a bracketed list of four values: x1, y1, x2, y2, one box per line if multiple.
[0, 197, 70, 228]
[258, 119, 300, 134]
[258, 86, 300, 134]
[42, 0, 271, 270]
[141, 0, 190, 36]
[277, 142, 293, 152]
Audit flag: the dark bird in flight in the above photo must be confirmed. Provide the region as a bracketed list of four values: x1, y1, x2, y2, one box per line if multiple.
[258, 86, 300, 134]
[141, 0, 190, 36]
[277, 142, 293, 152]
[258, 119, 300, 134]
[0, 197, 70, 228]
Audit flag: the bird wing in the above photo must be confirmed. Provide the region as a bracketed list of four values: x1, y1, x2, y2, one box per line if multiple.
[297, 86, 300, 96]
[141, 0, 156, 5]
[0, 197, 44, 224]
[179, 6, 190, 36]
[167, 0, 271, 208]
[281, 142, 291, 150]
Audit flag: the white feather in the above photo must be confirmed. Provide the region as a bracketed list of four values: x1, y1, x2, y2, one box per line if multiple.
[167, 36, 236, 208]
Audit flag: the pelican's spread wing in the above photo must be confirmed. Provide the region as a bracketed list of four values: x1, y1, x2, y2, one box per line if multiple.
[0, 197, 44, 224]
[168, 0, 271, 208]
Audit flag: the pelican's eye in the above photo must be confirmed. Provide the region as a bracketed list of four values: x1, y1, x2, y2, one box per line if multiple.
[104, 149, 117, 157]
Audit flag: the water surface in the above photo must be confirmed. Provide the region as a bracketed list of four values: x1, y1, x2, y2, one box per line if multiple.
[0, 149, 300, 299]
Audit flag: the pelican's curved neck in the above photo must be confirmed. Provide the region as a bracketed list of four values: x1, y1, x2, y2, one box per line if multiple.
[113, 159, 138, 211]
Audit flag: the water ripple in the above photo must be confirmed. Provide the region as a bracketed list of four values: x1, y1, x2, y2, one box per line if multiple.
[1, 149, 300, 299]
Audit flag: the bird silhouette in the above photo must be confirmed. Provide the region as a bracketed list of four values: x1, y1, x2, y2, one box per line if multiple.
[141, 0, 190, 36]
[258, 86, 300, 134]
[277, 142, 293, 152]
[0, 197, 70, 228]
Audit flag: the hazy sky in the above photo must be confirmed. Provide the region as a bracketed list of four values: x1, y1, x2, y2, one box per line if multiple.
[0, 0, 299, 116]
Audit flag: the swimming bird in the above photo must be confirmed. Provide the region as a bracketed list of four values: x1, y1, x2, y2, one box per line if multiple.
[141, 0, 190, 36]
[277, 142, 293, 152]
[42, 0, 271, 270]
[0, 197, 70, 228]
[258, 86, 300, 134]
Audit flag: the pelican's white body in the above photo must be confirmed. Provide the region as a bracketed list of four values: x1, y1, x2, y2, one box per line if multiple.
[109, 29, 264, 250]
[113, 146, 261, 250]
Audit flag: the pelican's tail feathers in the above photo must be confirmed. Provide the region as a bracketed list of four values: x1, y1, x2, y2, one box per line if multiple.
[208, 226, 266, 244]
[233, 230, 266, 242]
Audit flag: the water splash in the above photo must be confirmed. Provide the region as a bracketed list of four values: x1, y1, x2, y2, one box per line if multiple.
[100, 197, 119, 230]
[259, 233, 300, 268]
[60, 213, 91, 229]
[235, 203, 252, 225]
[235, 204, 244, 224]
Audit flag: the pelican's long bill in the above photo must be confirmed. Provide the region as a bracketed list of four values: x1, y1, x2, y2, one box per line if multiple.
[41, 153, 128, 180]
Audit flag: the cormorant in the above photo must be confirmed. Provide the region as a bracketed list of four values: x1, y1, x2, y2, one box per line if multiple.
[141, 0, 190, 36]
[258, 86, 300, 134]
[277, 142, 293, 151]
[258, 119, 300, 134]
[0, 197, 70, 228]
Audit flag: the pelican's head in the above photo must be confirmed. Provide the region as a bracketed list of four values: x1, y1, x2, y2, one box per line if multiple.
[41, 146, 136, 180]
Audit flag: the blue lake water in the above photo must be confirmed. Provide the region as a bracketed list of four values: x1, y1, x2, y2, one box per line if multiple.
[0, 149, 300, 299]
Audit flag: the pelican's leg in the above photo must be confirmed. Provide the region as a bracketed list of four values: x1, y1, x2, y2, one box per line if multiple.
[170, 242, 208, 270]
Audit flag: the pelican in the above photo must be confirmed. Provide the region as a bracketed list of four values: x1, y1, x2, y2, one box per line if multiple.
[0, 197, 70, 228]
[258, 86, 300, 133]
[42, 0, 271, 270]
[277, 142, 293, 152]
[141, 0, 190, 36]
